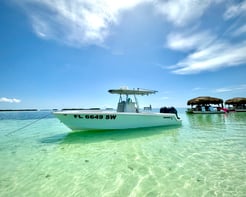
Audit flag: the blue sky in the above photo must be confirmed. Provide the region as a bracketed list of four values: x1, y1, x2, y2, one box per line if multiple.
[0, 0, 246, 109]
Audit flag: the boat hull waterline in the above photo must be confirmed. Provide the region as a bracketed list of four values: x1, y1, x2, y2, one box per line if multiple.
[53, 111, 181, 131]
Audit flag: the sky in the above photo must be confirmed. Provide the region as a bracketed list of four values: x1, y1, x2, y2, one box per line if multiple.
[0, 0, 246, 109]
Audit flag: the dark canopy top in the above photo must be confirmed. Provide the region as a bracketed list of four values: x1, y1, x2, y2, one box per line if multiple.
[187, 96, 223, 105]
[108, 88, 157, 96]
[225, 97, 246, 105]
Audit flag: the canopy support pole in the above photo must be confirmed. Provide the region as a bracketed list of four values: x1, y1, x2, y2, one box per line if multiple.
[134, 94, 139, 112]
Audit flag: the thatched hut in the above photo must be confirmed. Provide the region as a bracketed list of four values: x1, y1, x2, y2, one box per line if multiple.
[187, 96, 223, 105]
[187, 96, 225, 114]
[225, 97, 246, 111]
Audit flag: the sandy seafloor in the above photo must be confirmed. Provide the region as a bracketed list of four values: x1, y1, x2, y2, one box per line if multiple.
[0, 109, 245, 197]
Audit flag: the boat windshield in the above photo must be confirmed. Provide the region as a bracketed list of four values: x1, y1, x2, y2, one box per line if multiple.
[109, 88, 157, 113]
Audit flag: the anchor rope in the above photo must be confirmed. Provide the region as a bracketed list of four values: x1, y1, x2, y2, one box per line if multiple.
[5, 113, 51, 136]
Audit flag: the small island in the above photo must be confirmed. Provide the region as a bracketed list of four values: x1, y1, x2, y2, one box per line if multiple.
[0, 109, 38, 112]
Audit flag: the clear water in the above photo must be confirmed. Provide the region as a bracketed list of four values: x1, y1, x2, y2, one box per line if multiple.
[0, 109, 245, 197]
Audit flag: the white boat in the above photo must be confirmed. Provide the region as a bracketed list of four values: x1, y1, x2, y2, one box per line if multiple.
[53, 88, 182, 131]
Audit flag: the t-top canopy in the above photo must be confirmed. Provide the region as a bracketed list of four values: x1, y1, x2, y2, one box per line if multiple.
[108, 88, 157, 96]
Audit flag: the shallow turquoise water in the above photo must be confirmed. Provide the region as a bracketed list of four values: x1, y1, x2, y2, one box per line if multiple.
[0, 110, 245, 197]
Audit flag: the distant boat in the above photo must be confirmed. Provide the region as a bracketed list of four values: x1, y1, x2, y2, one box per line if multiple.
[186, 96, 226, 114]
[225, 97, 246, 112]
[53, 88, 181, 131]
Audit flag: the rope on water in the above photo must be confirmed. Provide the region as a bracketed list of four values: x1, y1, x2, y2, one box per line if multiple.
[5, 113, 51, 136]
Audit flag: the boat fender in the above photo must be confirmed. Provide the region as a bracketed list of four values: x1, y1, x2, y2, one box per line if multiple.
[222, 108, 229, 113]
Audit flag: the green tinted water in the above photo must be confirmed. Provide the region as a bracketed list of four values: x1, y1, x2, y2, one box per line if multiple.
[0, 111, 245, 196]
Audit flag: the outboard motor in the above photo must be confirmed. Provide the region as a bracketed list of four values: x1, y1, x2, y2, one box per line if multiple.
[160, 106, 180, 119]
[160, 107, 168, 113]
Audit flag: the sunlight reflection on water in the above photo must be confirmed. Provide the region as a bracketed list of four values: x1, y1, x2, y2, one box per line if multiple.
[0, 111, 245, 196]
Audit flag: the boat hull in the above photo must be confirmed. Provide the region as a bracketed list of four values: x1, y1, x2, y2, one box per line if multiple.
[235, 109, 246, 112]
[53, 111, 181, 131]
[186, 110, 225, 114]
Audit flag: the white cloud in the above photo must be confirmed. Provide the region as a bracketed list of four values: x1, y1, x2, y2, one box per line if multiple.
[0, 97, 21, 103]
[215, 88, 233, 93]
[13, 0, 225, 46]
[161, 96, 169, 100]
[232, 24, 246, 36]
[192, 87, 203, 91]
[163, 0, 246, 75]
[224, 0, 246, 20]
[170, 41, 246, 74]
[15, 0, 150, 46]
[11, 0, 246, 75]
[165, 26, 246, 75]
[214, 84, 246, 93]
[166, 31, 215, 51]
[154, 0, 223, 26]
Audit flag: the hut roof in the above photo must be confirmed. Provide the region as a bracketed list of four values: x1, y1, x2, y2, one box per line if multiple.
[187, 96, 223, 105]
[225, 97, 246, 105]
